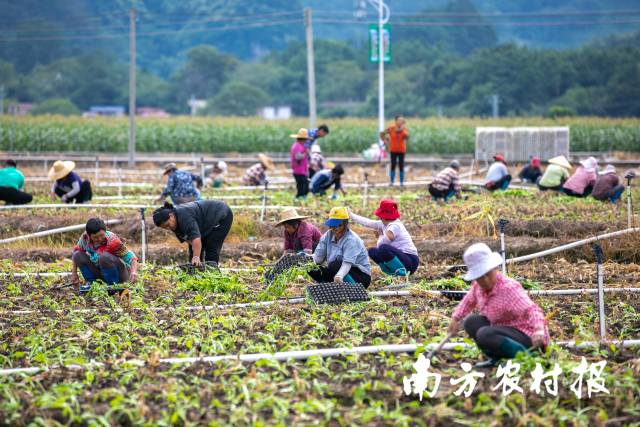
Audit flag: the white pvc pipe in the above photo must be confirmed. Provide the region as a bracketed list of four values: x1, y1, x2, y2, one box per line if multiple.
[1, 339, 639, 376]
[0, 219, 122, 245]
[0, 204, 296, 211]
[597, 262, 606, 340]
[507, 227, 640, 264]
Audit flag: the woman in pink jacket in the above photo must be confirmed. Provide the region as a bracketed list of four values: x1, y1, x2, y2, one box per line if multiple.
[563, 157, 598, 197]
[447, 243, 549, 368]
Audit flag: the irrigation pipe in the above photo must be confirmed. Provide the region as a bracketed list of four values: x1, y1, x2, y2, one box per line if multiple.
[1, 339, 639, 377]
[506, 227, 640, 264]
[0, 220, 122, 245]
[0, 204, 296, 211]
[1, 288, 639, 317]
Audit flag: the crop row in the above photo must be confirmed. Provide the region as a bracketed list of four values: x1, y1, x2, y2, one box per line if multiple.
[1, 116, 639, 153]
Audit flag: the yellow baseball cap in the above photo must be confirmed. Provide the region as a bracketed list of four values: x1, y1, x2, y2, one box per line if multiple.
[325, 207, 349, 227]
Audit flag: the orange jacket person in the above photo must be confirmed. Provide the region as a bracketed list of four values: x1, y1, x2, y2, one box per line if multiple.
[380, 115, 410, 187]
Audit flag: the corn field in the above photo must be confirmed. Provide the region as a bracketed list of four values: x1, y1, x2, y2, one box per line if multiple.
[1, 116, 639, 153]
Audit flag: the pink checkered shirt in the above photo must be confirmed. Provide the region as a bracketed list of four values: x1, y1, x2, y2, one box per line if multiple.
[452, 273, 549, 344]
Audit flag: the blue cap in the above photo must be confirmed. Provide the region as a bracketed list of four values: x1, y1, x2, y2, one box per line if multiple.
[325, 218, 345, 227]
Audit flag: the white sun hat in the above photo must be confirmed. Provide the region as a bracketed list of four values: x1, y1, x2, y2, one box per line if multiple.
[311, 144, 322, 154]
[579, 156, 598, 172]
[463, 243, 504, 281]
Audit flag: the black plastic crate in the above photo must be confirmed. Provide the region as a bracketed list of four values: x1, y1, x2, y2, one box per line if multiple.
[307, 282, 370, 304]
[265, 253, 312, 284]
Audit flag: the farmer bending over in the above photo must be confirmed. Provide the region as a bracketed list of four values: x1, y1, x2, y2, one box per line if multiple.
[153, 200, 233, 268]
[71, 218, 138, 293]
[49, 160, 92, 203]
[242, 154, 274, 186]
[447, 243, 548, 368]
[563, 157, 597, 197]
[0, 159, 33, 205]
[592, 165, 625, 204]
[428, 160, 462, 204]
[538, 156, 571, 192]
[349, 199, 419, 277]
[484, 154, 511, 192]
[156, 163, 200, 205]
[309, 207, 372, 288]
[310, 164, 346, 200]
[275, 208, 321, 255]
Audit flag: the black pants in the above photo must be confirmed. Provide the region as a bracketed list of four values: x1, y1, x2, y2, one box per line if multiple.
[390, 152, 405, 175]
[293, 174, 309, 198]
[308, 259, 371, 288]
[55, 180, 92, 203]
[188, 210, 233, 263]
[0, 186, 33, 205]
[563, 185, 593, 198]
[538, 184, 563, 192]
[464, 314, 532, 359]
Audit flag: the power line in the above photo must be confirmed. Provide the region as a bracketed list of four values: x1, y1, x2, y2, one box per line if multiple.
[0, 19, 302, 43]
[312, 18, 640, 28]
[3, 10, 304, 34]
[313, 8, 640, 18]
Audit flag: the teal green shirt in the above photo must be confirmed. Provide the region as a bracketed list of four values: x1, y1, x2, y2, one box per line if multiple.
[0, 167, 24, 190]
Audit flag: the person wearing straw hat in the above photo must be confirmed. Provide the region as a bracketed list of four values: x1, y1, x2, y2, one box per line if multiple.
[71, 218, 139, 293]
[538, 155, 571, 192]
[349, 199, 419, 277]
[290, 128, 311, 200]
[155, 163, 200, 205]
[152, 200, 233, 267]
[275, 208, 321, 255]
[0, 159, 32, 205]
[563, 156, 598, 197]
[484, 154, 511, 192]
[49, 160, 92, 203]
[310, 207, 372, 287]
[447, 243, 549, 368]
[592, 165, 625, 204]
[243, 154, 273, 186]
[428, 160, 462, 204]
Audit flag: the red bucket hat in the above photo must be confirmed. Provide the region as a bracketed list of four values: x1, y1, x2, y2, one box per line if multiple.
[374, 199, 400, 220]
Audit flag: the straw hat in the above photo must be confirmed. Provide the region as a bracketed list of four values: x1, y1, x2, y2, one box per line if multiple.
[548, 155, 571, 170]
[162, 162, 177, 175]
[463, 243, 503, 281]
[275, 208, 310, 227]
[258, 153, 274, 170]
[602, 165, 617, 175]
[216, 160, 228, 172]
[48, 160, 76, 180]
[290, 128, 309, 139]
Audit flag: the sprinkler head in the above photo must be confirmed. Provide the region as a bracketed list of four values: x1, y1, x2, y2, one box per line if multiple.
[497, 219, 509, 232]
[625, 170, 636, 184]
[592, 243, 604, 264]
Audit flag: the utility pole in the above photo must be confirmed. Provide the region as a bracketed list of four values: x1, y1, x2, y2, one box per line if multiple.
[304, 8, 317, 129]
[377, 0, 384, 134]
[490, 94, 500, 118]
[0, 85, 5, 115]
[128, 8, 137, 168]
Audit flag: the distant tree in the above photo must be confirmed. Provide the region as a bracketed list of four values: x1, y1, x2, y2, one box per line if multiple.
[207, 82, 270, 116]
[171, 45, 238, 110]
[30, 98, 80, 116]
